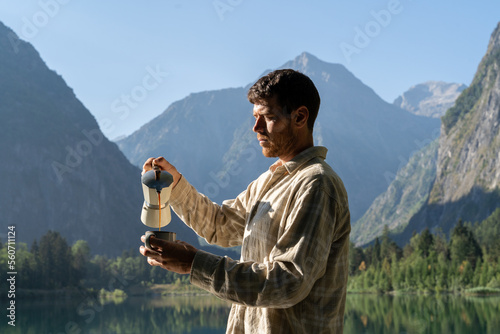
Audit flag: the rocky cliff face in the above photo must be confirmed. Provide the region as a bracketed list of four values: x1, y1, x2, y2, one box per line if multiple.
[351, 22, 500, 246]
[432, 23, 500, 203]
[401, 22, 500, 239]
[351, 140, 438, 246]
[394, 81, 466, 118]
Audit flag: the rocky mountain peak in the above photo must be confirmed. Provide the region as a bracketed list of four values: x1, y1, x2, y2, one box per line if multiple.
[393, 81, 466, 118]
[486, 22, 500, 56]
[433, 22, 500, 204]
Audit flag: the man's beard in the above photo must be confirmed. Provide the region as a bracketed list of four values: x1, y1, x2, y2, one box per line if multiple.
[260, 125, 297, 158]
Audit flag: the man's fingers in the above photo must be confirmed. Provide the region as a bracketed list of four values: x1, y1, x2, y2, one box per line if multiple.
[152, 157, 182, 188]
[142, 157, 155, 175]
[139, 235, 196, 274]
[142, 156, 182, 188]
[153, 157, 176, 174]
[140, 245, 168, 268]
[147, 257, 163, 267]
[139, 245, 159, 258]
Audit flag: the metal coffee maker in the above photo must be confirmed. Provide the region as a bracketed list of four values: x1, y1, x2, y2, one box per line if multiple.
[140, 165, 174, 229]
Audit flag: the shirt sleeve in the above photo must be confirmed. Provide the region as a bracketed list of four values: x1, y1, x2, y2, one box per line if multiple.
[169, 175, 250, 248]
[190, 175, 339, 308]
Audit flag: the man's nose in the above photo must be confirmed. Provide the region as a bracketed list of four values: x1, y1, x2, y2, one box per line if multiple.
[253, 116, 264, 133]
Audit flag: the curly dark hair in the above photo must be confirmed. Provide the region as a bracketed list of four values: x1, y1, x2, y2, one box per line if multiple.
[247, 69, 320, 130]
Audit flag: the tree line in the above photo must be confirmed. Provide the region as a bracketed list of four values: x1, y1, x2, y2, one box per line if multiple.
[0, 231, 189, 291]
[348, 208, 500, 293]
[1, 207, 499, 294]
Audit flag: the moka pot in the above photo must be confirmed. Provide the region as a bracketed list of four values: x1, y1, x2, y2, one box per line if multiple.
[140, 165, 173, 228]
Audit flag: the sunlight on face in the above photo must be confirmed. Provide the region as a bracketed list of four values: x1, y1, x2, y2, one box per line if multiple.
[252, 98, 296, 159]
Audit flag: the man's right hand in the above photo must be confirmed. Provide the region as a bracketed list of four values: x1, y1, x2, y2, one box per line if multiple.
[142, 157, 182, 189]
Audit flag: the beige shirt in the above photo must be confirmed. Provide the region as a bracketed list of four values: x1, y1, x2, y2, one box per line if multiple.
[170, 146, 350, 333]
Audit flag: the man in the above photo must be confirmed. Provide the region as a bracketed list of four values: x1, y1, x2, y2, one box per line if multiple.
[140, 69, 351, 333]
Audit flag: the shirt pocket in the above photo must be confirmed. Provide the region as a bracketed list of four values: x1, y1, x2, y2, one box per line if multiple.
[242, 200, 279, 261]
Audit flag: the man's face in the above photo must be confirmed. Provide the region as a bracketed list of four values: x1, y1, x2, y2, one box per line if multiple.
[252, 97, 297, 159]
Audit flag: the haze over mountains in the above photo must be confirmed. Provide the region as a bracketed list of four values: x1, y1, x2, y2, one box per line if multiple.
[117, 52, 441, 222]
[0, 22, 223, 256]
[2, 17, 497, 255]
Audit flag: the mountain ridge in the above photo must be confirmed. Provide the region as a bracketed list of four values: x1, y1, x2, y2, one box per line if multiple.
[398, 22, 500, 241]
[0, 22, 223, 256]
[118, 52, 441, 222]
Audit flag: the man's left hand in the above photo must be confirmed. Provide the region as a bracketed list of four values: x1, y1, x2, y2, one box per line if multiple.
[140, 236, 198, 274]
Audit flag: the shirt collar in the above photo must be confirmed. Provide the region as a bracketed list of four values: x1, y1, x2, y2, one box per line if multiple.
[269, 146, 328, 174]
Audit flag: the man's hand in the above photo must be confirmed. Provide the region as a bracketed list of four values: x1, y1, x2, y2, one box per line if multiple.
[139, 236, 198, 274]
[142, 157, 182, 189]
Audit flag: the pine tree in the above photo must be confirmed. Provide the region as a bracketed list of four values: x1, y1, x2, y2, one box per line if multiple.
[72, 240, 91, 286]
[417, 228, 434, 258]
[37, 231, 74, 288]
[449, 220, 482, 268]
[371, 238, 381, 267]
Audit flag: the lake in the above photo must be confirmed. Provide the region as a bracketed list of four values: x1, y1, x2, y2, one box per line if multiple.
[3, 293, 499, 333]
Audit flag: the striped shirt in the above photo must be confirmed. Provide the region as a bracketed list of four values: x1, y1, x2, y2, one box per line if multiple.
[170, 146, 351, 333]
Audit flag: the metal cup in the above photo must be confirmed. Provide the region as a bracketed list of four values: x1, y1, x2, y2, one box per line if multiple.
[144, 231, 176, 250]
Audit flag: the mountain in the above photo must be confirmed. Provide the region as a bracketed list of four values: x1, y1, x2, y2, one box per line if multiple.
[116, 87, 250, 199]
[118, 52, 441, 222]
[395, 22, 500, 241]
[351, 140, 438, 246]
[0, 22, 163, 255]
[352, 80, 465, 246]
[393, 81, 467, 118]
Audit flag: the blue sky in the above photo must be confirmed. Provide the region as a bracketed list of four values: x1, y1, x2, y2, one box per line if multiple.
[0, 1, 499, 139]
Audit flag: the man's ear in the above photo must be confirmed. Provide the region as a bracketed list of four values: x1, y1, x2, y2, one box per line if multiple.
[292, 106, 309, 129]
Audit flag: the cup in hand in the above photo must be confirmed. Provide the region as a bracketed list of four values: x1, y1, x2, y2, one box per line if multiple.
[145, 231, 176, 250]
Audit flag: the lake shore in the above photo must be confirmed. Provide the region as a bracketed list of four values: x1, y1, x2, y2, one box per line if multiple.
[11, 283, 211, 300]
[10, 284, 500, 301]
[347, 286, 500, 296]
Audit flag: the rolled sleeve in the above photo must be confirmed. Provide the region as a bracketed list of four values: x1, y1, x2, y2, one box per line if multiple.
[169, 175, 248, 247]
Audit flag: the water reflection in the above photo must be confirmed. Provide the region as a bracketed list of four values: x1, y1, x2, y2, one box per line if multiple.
[3, 293, 500, 333]
[344, 294, 500, 334]
[8, 294, 231, 334]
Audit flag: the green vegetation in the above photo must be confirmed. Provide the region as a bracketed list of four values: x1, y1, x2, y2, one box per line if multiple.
[348, 208, 500, 294]
[344, 293, 500, 334]
[2, 208, 499, 298]
[0, 230, 193, 297]
[441, 77, 483, 133]
[442, 47, 500, 133]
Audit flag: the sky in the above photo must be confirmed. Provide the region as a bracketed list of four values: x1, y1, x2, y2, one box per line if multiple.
[0, 1, 499, 139]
